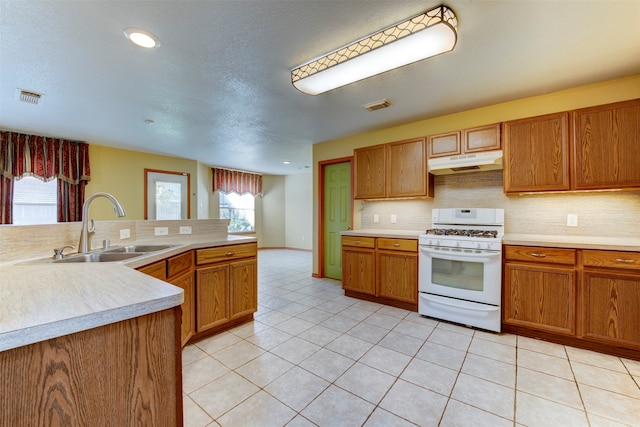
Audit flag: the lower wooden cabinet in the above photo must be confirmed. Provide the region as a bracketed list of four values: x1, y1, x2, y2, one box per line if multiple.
[342, 235, 417, 310]
[138, 251, 195, 347]
[171, 270, 195, 346]
[503, 245, 640, 359]
[342, 236, 376, 296]
[377, 246, 417, 304]
[581, 250, 640, 350]
[195, 243, 258, 339]
[138, 242, 258, 346]
[504, 262, 576, 335]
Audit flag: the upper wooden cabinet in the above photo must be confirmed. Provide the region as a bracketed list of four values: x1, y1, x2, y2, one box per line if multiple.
[354, 144, 386, 199]
[386, 138, 428, 198]
[503, 112, 571, 193]
[573, 99, 640, 190]
[428, 124, 501, 158]
[428, 131, 461, 158]
[354, 138, 433, 199]
[504, 99, 640, 194]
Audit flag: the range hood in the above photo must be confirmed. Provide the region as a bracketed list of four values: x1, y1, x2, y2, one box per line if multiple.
[428, 150, 503, 175]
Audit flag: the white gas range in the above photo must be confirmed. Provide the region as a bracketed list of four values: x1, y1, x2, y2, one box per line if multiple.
[418, 208, 504, 332]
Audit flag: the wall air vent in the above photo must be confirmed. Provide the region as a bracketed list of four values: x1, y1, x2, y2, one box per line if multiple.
[363, 99, 391, 112]
[16, 89, 43, 105]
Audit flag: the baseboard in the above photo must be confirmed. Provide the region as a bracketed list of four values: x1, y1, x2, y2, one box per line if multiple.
[258, 247, 312, 252]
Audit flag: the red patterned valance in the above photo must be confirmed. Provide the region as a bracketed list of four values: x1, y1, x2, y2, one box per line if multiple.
[1, 131, 90, 184]
[212, 167, 262, 196]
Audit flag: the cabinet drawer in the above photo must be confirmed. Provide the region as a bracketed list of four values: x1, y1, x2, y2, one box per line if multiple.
[377, 238, 417, 252]
[342, 236, 376, 249]
[167, 251, 193, 278]
[583, 250, 640, 271]
[196, 243, 257, 265]
[505, 246, 576, 265]
[138, 260, 166, 280]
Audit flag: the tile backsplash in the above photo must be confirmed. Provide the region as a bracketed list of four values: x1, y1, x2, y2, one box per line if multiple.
[0, 219, 230, 263]
[360, 171, 640, 238]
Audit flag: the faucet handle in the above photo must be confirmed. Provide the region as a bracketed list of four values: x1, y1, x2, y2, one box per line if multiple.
[53, 245, 76, 260]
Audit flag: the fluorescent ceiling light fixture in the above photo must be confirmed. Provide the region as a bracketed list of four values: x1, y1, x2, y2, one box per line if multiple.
[291, 5, 457, 95]
[124, 28, 160, 48]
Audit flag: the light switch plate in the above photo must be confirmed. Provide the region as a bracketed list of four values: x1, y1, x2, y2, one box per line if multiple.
[567, 214, 578, 227]
[154, 227, 169, 236]
[119, 229, 130, 239]
[373, 214, 379, 223]
[179, 226, 192, 235]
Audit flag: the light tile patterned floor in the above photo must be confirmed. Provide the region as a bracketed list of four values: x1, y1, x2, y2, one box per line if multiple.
[183, 249, 640, 427]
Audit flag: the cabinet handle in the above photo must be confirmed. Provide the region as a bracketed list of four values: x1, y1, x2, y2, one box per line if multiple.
[355, 240, 361, 244]
[615, 258, 636, 264]
[225, 252, 234, 256]
[529, 253, 546, 257]
[392, 243, 401, 247]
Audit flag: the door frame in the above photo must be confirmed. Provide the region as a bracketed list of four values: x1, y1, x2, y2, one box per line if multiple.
[317, 156, 353, 279]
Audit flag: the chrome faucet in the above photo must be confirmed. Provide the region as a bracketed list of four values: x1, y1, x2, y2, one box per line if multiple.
[78, 192, 126, 253]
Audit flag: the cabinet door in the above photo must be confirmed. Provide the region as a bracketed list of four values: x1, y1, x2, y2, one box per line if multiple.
[463, 124, 501, 153]
[582, 270, 640, 350]
[504, 262, 576, 335]
[503, 112, 571, 193]
[342, 248, 376, 295]
[230, 258, 258, 319]
[377, 251, 417, 304]
[354, 145, 386, 199]
[574, 99, 640, 190]
[428, 131, 461, 158]
[170, 271, 195, 346]
[386, 138, 427, 198]
[196, 265, 229, 331]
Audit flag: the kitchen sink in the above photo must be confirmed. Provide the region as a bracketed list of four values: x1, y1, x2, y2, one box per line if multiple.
[52, 252, 145, 263]
[104, 244, 177, 254]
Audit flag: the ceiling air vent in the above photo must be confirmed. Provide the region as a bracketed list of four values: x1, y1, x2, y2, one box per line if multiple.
[363, 99, 391, 112]
[16, 89, 43, 105]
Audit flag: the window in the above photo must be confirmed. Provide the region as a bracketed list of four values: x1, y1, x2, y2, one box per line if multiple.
[219, 192, 255, 232]
[12, 176, 57, 225]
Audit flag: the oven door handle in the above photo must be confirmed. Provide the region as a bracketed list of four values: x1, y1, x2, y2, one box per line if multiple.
[423, 295, 499, 312]
[419, 246, 501, 258]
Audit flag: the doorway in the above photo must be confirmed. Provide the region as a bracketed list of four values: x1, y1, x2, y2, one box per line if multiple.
[321, 159, 352, 280]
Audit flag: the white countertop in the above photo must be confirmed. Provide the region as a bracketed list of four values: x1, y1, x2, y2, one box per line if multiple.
[0, 235, 257, 352]
[341, 229, 423, 239]
[503, 234, 640, 251]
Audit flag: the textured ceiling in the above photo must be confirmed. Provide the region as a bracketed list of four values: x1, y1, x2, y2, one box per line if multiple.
[1, 0, 639, 175]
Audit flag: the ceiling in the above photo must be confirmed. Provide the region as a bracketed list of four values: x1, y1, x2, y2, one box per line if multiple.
[1, 1, 639, 175]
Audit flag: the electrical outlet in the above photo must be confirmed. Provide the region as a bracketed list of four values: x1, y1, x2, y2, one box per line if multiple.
[567, 214, 578, 227]
[154, 227, 169, 236]
[373, 214, 379, 223]
[179, 226, 192, 235]
[390, 214, 397, 224]
[119, 229, 130, 239]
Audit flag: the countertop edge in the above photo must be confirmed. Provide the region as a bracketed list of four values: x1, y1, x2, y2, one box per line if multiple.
[0, 235, 257, 352]
[503, 234, 640, 251]
[341, 229, 422, 239]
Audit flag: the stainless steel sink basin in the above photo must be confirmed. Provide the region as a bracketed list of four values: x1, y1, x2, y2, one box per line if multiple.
[52, 252, 145, 263]
[104, 244, 177, 253]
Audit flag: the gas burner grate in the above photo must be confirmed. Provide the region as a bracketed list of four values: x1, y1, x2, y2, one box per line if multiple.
[425, 228, 498, 238]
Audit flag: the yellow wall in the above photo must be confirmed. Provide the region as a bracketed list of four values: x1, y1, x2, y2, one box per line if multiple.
[311, 74, 640, 274]
[86, 145, 199, 220]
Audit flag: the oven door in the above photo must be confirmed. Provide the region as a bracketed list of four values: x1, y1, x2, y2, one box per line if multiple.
[419, 245, 501, 305]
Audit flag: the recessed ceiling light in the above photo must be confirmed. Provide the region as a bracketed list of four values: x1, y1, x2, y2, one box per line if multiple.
[124, 28, 160, 48]
[144, 119, 155, 125]
[282, 161, 291, 165]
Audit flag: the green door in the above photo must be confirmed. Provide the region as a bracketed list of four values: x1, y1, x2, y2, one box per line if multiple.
[323, 162, 351, 280]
